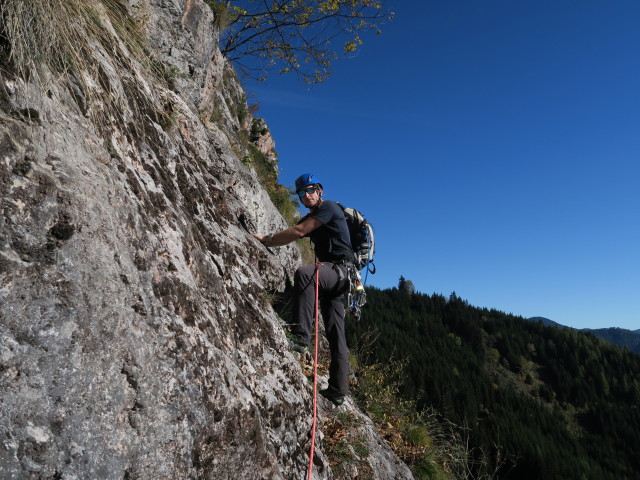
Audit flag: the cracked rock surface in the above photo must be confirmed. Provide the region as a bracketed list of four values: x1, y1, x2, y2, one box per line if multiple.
[0, 1, 413, 478]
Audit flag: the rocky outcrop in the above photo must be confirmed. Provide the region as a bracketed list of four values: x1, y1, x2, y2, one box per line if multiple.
[0, 1, 413, 478]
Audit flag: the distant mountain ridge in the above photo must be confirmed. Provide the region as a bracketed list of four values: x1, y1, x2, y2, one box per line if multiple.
[528, 317, 640, 354]
[583, 327, 640, 354]
[528, 316, 562, 328]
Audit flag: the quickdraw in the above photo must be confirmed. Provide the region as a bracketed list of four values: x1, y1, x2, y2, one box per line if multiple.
[346, 228, 375, 320]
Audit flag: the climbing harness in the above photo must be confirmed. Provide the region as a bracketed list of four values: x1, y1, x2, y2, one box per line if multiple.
[306, 262, 321, 480]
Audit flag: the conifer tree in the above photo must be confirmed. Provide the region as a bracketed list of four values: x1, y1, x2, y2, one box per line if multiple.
[398, 275, 415, 295]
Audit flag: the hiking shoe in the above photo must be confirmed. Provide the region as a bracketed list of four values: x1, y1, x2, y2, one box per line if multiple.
[320, 388, 345, 407]
[289, 339, 308, 354]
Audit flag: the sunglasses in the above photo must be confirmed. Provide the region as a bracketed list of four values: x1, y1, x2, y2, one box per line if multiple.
[297, 186, 317, 199]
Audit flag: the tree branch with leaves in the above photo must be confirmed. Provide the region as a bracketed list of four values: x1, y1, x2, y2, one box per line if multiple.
[208, 0, 394, 83]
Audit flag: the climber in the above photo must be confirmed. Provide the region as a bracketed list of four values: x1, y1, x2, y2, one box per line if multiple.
[253, 173, 354, 406]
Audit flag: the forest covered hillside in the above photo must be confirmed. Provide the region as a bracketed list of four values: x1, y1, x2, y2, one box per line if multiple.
[347, 285, 640, 479]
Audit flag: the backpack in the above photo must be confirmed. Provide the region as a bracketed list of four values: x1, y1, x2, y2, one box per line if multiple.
[338, 204, 374, 320]
[338, 203, 376, 273]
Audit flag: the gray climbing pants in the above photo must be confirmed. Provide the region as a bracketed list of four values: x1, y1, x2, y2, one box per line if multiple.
[292, 262, 349, 396]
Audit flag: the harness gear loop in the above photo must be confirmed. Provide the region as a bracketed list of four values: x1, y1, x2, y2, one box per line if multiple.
[346, 227, 374, 320]
[306, 262, 322, 480]
[346, 265, 367, 320]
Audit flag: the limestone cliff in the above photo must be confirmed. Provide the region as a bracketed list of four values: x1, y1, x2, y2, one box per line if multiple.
[0, 1, 413, 478]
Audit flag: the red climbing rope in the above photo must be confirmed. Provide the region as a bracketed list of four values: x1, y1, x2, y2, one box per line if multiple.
[306, 262, 321, 480]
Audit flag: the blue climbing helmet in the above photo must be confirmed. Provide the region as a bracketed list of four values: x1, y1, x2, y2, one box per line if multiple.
[295, 173, 322, 192]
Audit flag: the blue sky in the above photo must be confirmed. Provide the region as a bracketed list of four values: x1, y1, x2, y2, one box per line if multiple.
[244, 1, 639, 330]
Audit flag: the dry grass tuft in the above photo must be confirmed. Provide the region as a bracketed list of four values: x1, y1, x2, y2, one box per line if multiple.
[0, 0, 159, 122]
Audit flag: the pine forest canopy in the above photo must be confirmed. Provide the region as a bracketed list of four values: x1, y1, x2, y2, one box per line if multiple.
[346, 283, 640, 479]
[209, 0, 394, 83]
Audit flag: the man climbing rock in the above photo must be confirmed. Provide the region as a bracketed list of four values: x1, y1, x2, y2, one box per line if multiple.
[253, 173, 353, 406]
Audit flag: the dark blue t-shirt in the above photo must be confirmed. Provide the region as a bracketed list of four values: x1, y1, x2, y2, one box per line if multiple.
[305, 200, 353, 262]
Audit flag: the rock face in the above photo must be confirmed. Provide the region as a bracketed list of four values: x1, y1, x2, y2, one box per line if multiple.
[0, 1, 413, 479]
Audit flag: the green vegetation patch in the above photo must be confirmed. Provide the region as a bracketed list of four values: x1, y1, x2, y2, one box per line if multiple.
[244, 143, 299, 226]
[204, 1, 228, 30]
[349, 354, 455, 479]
